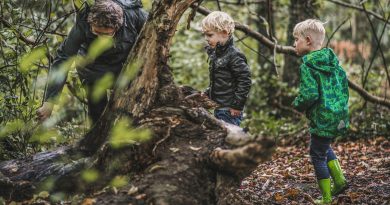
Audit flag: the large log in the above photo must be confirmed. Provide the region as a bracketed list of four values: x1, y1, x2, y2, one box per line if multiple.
[0, 0, 275, 203]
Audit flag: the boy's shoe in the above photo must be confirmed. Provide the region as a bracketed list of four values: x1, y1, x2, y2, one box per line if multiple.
[314, 178, 332, 204]
[328, 159, 349, 196]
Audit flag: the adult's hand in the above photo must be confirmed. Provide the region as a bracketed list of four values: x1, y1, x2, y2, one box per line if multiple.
[36, 102, 54, 122]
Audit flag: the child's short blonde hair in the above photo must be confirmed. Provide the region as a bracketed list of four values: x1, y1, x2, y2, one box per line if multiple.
[201, 11, 235, 35]
[293, 19, 326, 46]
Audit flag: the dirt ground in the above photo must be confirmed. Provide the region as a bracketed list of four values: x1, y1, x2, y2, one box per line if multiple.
[237, 136, 390, 205]
[6, 136, 388, 205]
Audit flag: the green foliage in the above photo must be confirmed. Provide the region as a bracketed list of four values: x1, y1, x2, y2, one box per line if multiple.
[117, 59, 141, 89]
[92, 73, 114, 102]
[109, 117, 152, 148]
[0, 0, 388, 163]
[141, 0, 152, 9]
[110, 175, 128, 188]
[19, 46, 47, 74]
[30, 127, 61, 144]
[170, 28, 209, 90]
[87, 36, 114, 61]
[81, 169, 100, 183]
[0, 0, 86, 159]
[38, 176, 55, 193]
[0, 119, 25, 138]
[50, 192, 66, 203]
[243, 110, 306, 138]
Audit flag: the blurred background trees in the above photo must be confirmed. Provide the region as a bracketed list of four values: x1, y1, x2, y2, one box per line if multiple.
[0, 0, 389, 160]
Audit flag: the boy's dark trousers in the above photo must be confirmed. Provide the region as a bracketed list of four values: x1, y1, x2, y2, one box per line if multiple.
[214, 108, 243, 126]
[310, 135, 338, 180]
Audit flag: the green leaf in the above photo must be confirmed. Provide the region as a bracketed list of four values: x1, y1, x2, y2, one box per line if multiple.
[87, 36, 114, 60]
[30, 127, 60, 144]
[50, 192, 66, 203]
[110, 175, 128, 188]
[109, 117, 152, 148]
[0, 119, 24, 138]
[92, 73, 114, 103]
[81, 169, 99, 183]
[38, 176, 55, 192]
[72, 0, 84, 10]
[38, 191, 50, 198]
[117, 59, 141, 89]
[141, 0, 152, 9]
[19, 46, 47, 74]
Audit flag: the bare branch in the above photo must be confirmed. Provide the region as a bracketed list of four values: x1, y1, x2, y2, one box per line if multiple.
[193, 5, 390, 109]
[193, 5, 297, 55]
[217, 0, 266, 5]
[326, 0, 389, 25]
[361, 3, 390, 87]
[348, 79, 390, 109]
[326, 17, 350, 47]
[210, 138, 274, 172]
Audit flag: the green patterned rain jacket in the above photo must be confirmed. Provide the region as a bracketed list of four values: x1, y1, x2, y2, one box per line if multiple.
[293, 48, 349, 138]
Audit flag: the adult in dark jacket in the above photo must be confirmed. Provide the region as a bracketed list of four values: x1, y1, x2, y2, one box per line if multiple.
[36, 0, 147, 124]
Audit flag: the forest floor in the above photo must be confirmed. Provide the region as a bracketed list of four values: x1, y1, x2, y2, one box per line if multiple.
[237, 135, 390, 205]
[4, 136, 389, 205]
[74, 135, 390, 205]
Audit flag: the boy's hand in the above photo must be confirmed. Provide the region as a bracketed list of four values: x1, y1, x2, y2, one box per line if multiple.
[229, 108, 241, 117]
[36, 102, 54, 122]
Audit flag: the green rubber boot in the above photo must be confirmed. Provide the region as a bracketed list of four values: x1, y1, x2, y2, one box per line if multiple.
[328, 159, 348, 196]
[314, 178, 332, 204]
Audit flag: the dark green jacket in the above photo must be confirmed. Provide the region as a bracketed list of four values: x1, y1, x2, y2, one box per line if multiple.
[293, 48, 349, 137]
[45, 0, 147, 101]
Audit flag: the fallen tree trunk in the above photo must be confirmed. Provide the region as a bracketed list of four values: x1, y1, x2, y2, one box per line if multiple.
[0, 0, 275, 204]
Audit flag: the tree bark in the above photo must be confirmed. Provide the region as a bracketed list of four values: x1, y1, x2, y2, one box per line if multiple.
[282, 0, 318, 88]
[281, 0, 319, 106]
[0, 0, 275, 204]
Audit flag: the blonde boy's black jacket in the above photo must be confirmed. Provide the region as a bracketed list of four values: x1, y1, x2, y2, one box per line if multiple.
[205, 37, 252, 110]
[44, 0, 147, 101]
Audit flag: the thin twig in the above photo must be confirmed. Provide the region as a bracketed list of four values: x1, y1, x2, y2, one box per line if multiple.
[325, 17, 350, 47]
[361, 3, 390, 87]
[266, 0, 273, 40]
[153, 125, 171, 156]
[348, 79, 390, 109]
[216, 0, 221, 10]
[216, 0, 266, 5]
[235, 33, 276, 67]
[327, 0, 389, 24]
[192, 5, 390, 109]
[193, 5, 296, 55]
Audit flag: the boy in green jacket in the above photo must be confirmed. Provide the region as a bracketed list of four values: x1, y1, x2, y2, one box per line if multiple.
[292, 19, 349, 204]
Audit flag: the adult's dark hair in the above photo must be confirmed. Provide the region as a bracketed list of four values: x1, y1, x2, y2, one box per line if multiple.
[87, 0, 124, 30]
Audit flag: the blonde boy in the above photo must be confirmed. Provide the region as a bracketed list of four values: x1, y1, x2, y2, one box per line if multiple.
[292, 19, 349, 204]
[200, 11, 251, 126]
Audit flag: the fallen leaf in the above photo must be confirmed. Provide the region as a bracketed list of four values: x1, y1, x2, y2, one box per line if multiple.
[112, 187, 118, 195]
[128, 186, 139, 195]
[189, 146, 202, 151]
[135, 194, 146, 200]
[169, 147, 180, 152]
[81, 198, 96, 205]
[149, 164, 165, 172]
[274, 192, 285, 202]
